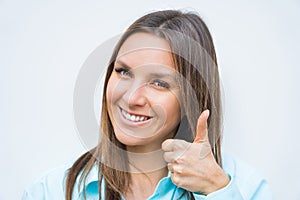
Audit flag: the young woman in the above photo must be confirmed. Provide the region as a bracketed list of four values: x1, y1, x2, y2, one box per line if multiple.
[22, 10, 273, 200]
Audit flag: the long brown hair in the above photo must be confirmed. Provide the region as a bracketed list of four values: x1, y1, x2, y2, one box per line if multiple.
[66, 10, 223, 200]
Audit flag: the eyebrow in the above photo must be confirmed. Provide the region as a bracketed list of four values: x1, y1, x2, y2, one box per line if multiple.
[115, 59, 177, 81]
[115, 59, 131, 70]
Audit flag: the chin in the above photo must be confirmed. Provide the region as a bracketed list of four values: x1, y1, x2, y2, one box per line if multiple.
[114, 131, 149, 146]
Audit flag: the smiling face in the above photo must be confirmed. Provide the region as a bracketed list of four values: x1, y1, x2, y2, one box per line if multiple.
[106, 32, 181, 153]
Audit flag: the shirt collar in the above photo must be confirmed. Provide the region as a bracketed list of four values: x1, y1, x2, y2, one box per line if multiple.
[80, 164, 172, 187]
[75, 164, 185, 199]
[71, 162, 99, 195]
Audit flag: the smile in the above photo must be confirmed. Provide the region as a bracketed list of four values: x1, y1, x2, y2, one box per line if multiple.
[120, 107, 153, 123]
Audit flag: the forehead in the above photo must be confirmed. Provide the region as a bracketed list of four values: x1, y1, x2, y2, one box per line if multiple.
[117, 32, 175, 70]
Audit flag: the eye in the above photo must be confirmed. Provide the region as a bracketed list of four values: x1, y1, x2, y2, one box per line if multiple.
[151, 80, 170, 89]
[114, 67, 132, 78]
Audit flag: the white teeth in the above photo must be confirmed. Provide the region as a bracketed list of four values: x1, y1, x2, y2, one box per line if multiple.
[130, 115, 135, 121]
[121, 108, 150, 122]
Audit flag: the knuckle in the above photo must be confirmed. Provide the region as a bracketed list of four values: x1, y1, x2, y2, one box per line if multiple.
[171, 174, 181, 186]
[167, 163, 173, 171]
[174, 165, 184, 174]
[172, 142, 180, 150]
[174, 156, 186, 164]
[161, 140, 170, 150]
[163, 152, 168, 161]
[178, 140, 188, 149]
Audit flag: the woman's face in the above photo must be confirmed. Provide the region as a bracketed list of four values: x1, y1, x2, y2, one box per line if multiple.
[106, 32, 181, 152]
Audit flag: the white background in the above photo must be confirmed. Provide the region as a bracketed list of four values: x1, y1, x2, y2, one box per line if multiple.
[1, 0, 299, 199]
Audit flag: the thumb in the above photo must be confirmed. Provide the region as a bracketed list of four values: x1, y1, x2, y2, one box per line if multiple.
[193, 109, 210, 143]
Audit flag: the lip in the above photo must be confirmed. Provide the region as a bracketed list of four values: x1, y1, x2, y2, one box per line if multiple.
[118, 107, 153, 126]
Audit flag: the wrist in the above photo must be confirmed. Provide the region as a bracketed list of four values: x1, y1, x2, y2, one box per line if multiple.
[203, 169, 230, 195]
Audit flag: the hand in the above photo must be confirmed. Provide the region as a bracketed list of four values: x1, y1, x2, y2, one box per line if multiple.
[162, 110, 230, 195]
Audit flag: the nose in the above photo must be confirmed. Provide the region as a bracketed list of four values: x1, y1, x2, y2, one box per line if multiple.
[123, 82, 148, 108]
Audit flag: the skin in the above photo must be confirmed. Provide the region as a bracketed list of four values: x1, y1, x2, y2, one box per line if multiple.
[162, 110, 230, 195]
[106, 32, 181, 154]
[106, 32, 230, 199]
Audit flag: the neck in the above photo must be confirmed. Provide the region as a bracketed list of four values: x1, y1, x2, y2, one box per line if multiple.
[127, 149, 167, 173]
[131, 166, 168, 185]
[125, 167, 168, 199]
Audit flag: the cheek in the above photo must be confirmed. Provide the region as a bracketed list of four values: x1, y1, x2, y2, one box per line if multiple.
[164, 90, 181, 116]
[106, 79, 114, 104]
[166, 94, 181, 132]
[153, 94, 181, 126]
[106, 76, 121, 104]
[166, 98, 181, 123]
[106, 77, 120, 121]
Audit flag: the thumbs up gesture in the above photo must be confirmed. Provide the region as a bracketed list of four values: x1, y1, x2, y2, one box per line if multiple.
[162, 110, 230, 195]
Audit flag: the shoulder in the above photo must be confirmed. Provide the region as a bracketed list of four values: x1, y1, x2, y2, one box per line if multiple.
[221, 152, 273, 199]
[22, 162, 72, 200]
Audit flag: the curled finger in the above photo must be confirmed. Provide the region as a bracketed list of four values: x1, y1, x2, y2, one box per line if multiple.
[163, 151, 184, 163]
[167, 163, 174, 173]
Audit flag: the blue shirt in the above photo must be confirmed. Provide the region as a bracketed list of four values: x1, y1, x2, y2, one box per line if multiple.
[22, 153, 273, 199]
